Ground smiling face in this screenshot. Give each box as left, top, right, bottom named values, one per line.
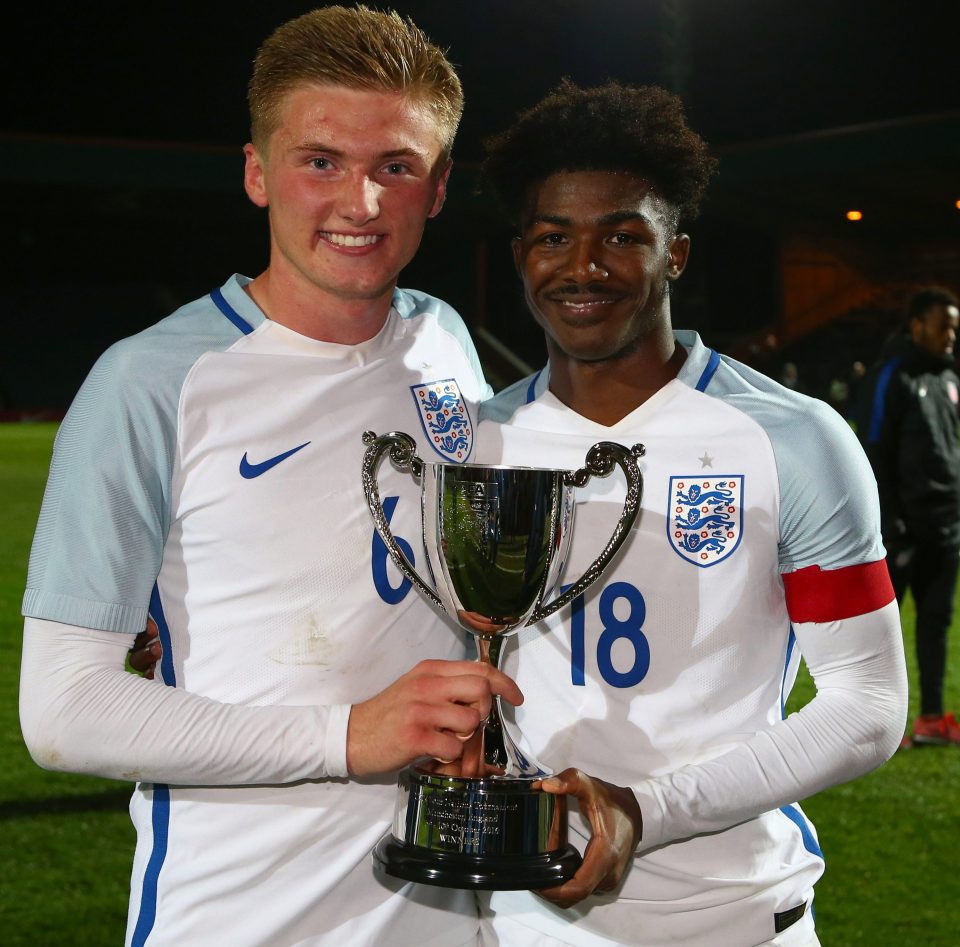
left=513, top=170, right=689, bottom=367
left=912, top=302, right=960, bottom=358
left=244, top=83, right=450, bottom=323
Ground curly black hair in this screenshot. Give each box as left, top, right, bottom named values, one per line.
left=481, top=79, right=718, bottom=226
left=906, top=286, right=959, bottom=322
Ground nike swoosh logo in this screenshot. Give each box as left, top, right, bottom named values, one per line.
left=239, top=441, right=311, bottom=479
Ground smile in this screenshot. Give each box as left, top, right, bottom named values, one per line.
left=320, top=232, right=382, bottom=248
left=559, top=298, right=617, bottom=311
left=546, top=292, right=622, bottom=315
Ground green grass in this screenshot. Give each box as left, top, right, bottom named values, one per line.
left=1, top=423, right=957, bottom=944
left=0, top=424, right=133, bottom=945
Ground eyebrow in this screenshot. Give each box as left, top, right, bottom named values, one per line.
left=293, top=144, right=428, bottom=161
left=529, top=210, right=654, bottom=227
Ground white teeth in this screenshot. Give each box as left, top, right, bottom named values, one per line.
left=562, top=299, right=614, bottom=309
left=322, top=232, right=380, bottom=247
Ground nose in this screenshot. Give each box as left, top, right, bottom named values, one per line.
left=336, top=173, right=381, bottom=225
left=564, top=239, right=602, bottom=284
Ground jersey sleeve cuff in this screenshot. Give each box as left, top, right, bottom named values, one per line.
left=631, top=781, right=668, bottom=853
left=22, top=589, right=149, bottom=635
left=322, top=703, right=351, bottom=778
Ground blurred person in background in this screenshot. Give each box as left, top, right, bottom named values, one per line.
left=860, top=286, right=960, bottom=746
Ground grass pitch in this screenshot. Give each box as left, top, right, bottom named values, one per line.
left=1, top=423, right=957, bottom=944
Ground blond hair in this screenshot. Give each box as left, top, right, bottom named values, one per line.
left=248, top=4, right=463, bottom=156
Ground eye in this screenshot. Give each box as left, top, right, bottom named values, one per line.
left=310, top=157, right=332, bottom=171
left=538, top=232, right=567, bottom=246
left=609, top=232, right=638, bottom=246
left=383, top=161, right=410, bottom=175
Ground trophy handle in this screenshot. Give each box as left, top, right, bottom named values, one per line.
left=361, top=430, right=445, bottom=613
left=529, top=441, right=645, bottom=624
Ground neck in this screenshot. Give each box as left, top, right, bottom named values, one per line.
left=246, top=266, right=394, bottom=344
left=547, top=328, right=686, bottom=426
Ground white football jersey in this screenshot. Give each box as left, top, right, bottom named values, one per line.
left=24, top=274, right=491, bottom=947
left=475, top=331, right=887, bottom=947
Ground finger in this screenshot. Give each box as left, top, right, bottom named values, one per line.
left=535, top=867, right=601, bottom=907
left=128, top=617, right=162, bottom=672
left=536, top=833, right=618, bottom=907
left=428, top=727, right=487, bottom=778
left=471, top=662, right=524, bottom=707
left=539, top=767, right=583, bottom=797
left=421, top=729, right=473, bottom=766
left=419, top=695, right=484, bottom=736
left=130, top=633, right=156, bottom=654
left=414, top=660, right=524, bottom=707
left=127, top=641, right=162, bottom=673
left=132, top=617, right=160, bottom=649
left=129, top=638, right=161, bottom=657
left=406, top=674, right=499, bottom=724
left=534, top=769, right=619, bottom=906
left=457, top=728, right=485, bottom=778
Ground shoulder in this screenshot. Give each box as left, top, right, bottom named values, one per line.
left=685, top=341, right=882, bottom=565
left=394, top=287, right=492, bottom=400
left=704, top=352, right=858, bottom=456
left=91, top=292, right=244, bottom=389
left=479, top=373, right=541, bottom=425
left=393, top=287, right=465, bottom=329
left=65, top=290, right=249, bottom=439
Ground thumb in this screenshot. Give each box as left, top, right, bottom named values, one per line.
left=539, top=768, right=584, bottom=797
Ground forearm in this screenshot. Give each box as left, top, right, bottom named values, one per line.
left=19, top=617, right=350, bottom=785
left=633, top=601, right=907, bottom=851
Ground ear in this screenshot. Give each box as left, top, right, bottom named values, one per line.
left=243, top=143, right=269, bottom=208
left=667, top=233, right=691, bottom=280
left=511, top=236, right=524, bottom=278
left=427, top=159, right=453, bottom=218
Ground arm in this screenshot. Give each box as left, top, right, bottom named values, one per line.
left=537, top=401, right=906, bottom=905
left=872, top=369, right=909, bottom=546
left=534, top=592, right=906, bottom=907
left=632, top=594, right=906, bottom=851
left=20, top=616, right=522, bottom=784
left=627, top=405, right=908, bottom=849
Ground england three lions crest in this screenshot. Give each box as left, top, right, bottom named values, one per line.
left=668, top=476, right=744, bottom=567
left=411, top=379, right=474, bottom=463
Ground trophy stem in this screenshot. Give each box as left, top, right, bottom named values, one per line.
left=475, top=635, right=548, bottom=778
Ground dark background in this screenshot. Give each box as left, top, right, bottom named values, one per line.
left=3, top=0, right=959, bottom=409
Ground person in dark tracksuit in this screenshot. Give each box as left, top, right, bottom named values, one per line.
left=861, top=287, right=960, bottom=745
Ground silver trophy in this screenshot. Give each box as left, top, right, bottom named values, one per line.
left=362, top=430, right=644, bottom=889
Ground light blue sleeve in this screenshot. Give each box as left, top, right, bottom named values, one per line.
left=22, top=300, right=237, bottom=633
left=707, top=356, right=886, bottom=572
left=394, top=287, right=495, bottom=401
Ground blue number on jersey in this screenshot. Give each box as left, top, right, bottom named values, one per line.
left=569, top=581, right=650, bottom=688
left=371, top=495, right=415, bottom=604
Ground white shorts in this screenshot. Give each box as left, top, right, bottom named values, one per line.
left=478, top=910, right=821, bottom=947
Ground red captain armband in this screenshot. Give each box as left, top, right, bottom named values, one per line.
left=783, top=560, right=895, bottom=623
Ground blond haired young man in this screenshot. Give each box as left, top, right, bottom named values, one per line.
left=20, top=7, right=517, bottom=946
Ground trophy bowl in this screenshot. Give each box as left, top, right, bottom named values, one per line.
left=362, top=430, right=644, bottom=889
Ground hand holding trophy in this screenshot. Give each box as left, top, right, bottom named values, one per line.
left=361, top=430, right=644, bottom=889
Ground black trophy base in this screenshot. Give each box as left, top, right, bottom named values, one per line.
left=376, top=766, right=583, bottom=890
left=374, top=835, right=582, bottom=890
